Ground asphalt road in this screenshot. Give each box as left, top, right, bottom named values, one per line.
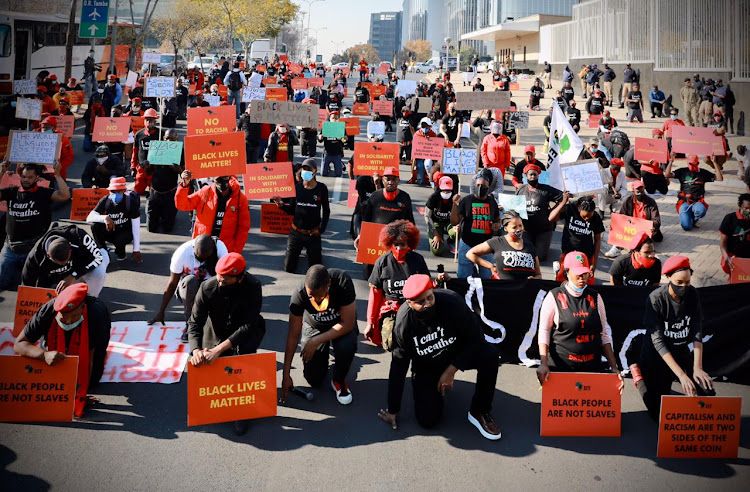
left=1, top=71, right=748, bottom=491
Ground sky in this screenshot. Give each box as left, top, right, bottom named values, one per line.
left=295, top=0, right=404, bottom=62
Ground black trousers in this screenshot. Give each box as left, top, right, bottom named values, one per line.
left=147, top=189, right=178, bottom=233
left=642, top=173, right=669, bottom=195
left=411, top=342, right=499, bottom=429
left=91, top=222, right=132, bottom=255
left=300, top=132, right=317, bottom=157
left=650, top=102, right=663, bottom=117
left=639, top=349, right=715, bottom=421
left=301, top=323, right=358, bottom=386
left=284, top=229, right=322, bottom=273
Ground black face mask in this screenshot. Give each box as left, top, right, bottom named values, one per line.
left=215, top=180, right=229, bottom=192
left=475, top=185, right=489, bottom=199
left=414, top=304, right=436, bottom=322
left=636, top=193, right=645, bottom=202
left=670, top=282, right=688, bottom=299
left=527, top=178, right=539, bottom=187
left=219, top=281, right=241, bottom=294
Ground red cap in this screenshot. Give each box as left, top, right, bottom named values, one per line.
left=563, top=251, right=591, bottom=276
left=108, top=74, right=117, bottom=80
left=132, top=97, right=142, bottom=103
left=36, top=85, right=47, bottom=93
left=41, top=116, right=57, bottom=127
left=687, top=155, right=699, bottom=165
left=330, top=110, right=340, bottom=116
left=383, top=166, right=399, bottom=177
left=402, top=274, right=434, bottom=300
left=524, top=144, right=535, bottom=154
left=524, top=163, right=542, bottom=174
left=610, top=157, right=624, bottom=166
left=143, top=108, right=158, bottom=119
left=438, top=176, right=453, bottom=190
left=68, top=77, right=77, bottom=83
left=662, top=255, right=691, bottom=276
left=651, top=129, right=663, bottom=136
left=630, top=180, right=645, bottom=190
left=107, top=176, right=127, bottom=192
left=49, top=74, right=57, bottom=80
left=215, top=252, right=246, bottom=276
left=54, top=283, right=88, bottom=313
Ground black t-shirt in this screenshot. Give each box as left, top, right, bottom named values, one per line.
left=134, top=127, right=159, bottom=165
left=151, top=164, right=181, bottom=192
left=289, top=268, right=356, bottom=332
left=473, top=83, right=484, bottom=92
left=0, top=186, right=54, bottom=253
left=92, top=192, right=140, bottom=231
left=396, top=117, right=414, bottom=142
left=369, top=251, right=429, bottom=301
left=322, top=135, right=344, bottom=155
left=673, top=168, right=715, bottom=201
left=719, top=211, right=750, bottom=258
left=211, top=191, right=229, bottom=238
left=362, top=189, right=415, bottom=225
left=588, top=96, right=605, bottom=114
left=23, top=296, right=109, bottom=352
left=354, top=176, right=376, bottom=212
left=627, top=90, right=642, bottom=109
left=566, top=107, right=581, bottom=125
left=642, top=284, right=703, bottom=358
left=609, top=253, right=662, bottom=287
left=281, top=181, right=330, bottom=232
left=530, top=86, right=544, bottom=99
left=487, top=235, right=537, bottom=280
left=457, top=194, right=499, bottom=247
left=355, top=87, right=369, bottom=103
left=425, top=191, right=453, bottom=223
left=562, top=86, right=575, bottom=101
left=441, top=113, right=463, bottom=141
left=515, top=183, right=564, bottom=233
left=512, top=158, right=547, bottom=186
left=560, top=204, right=605, bottom=257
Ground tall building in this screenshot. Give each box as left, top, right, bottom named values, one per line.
left=369, top=12, right=402, bottom=62
left=401, top=0, right=446, bottom=58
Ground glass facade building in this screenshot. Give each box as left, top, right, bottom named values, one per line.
left=369, top=12, right=403, bottom=62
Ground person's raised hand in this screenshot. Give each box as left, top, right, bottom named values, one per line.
left=180, top=170, right=192, bottom=186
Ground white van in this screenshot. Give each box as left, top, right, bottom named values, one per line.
left=423, top=56, right=458, bottom=71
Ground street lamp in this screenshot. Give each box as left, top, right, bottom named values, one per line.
left=308, top=27, right=327, bottom=63
left=300, top=0, right=325, bottom=62
left=331, top=40, right=346, bottom=62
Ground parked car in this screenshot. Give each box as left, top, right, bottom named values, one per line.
left=332, top=62, right=349, bottom=70
left=142, top=54, right=187, bottom=76
left=188, top=57, right=214, bottom=73
left=476, top=62, right=489, bottom=73
left=413, top=62, right=433, bottom=74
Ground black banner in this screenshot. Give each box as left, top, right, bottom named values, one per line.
left=447, top=278, right=750, bottom=384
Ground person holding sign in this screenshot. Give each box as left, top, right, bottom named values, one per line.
left=548, top=195, right=604, bottom=283
left=37, top=116, right=74, bottom=179
left=718, top=194, right=750, bottom=275
left=665, top=154, right=723, bottom=231
left=631, top=256, right=715, bottom=421
left=537, top=252, right=623, bottom=389
left=467, top=211, right=541, bottom=281
left=378, top=274, right=502, bottom=439
left=515, top=164, right=565, bottom=262
left=411, top=117, right=438, bottom=185
left=86, top=177, right=142, bottom=263
left=175, top=171, right=250, bottom=254
left=145, top=129, right=183, bottom=233
left=130, top=108, right=160, bottom=195
left=272, top=159, right=330, bottom=274
left=264, top=124, right=299, bottom=164
left=0, top=161, right=70, bottom=290
left=605, top=181, right=663, bottom=258
left=609, top=235, right=661, bottom=287
left=317, top=112, right=347, bottom=177
left=188, top=253, right=265, bottom=435
left=14, top=283, right=111, bottom=418
left=425, top=176, right=457, bottom=256
left=282, top=265, right=358, bottom=406
left=81, top=145, right=126, bottom=189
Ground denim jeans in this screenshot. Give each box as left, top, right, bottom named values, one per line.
left=678, top=201, right=707, bottom=230
left=322, top=154, right=343, bottom=177
left=0, top=245, right=28, bottom=291
left=227, top=89, right=242, bottom=119
left=457, top=239, right=494, bottom=279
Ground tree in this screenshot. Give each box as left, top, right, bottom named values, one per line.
left=402, top=40, right=431, bottom=63
left=459, top=44, right=478, bottom=68
left=127, top=0, right=161, bottom=71
left=341, top=43, right=380, bottom=65
left=151, top=0, right=199, bottom=70
left=64, top=0, right=77, bottom=81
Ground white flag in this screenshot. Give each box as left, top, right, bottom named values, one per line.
left=547, top=103, right=584, bottom=190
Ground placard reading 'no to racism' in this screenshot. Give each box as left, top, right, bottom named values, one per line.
left=184, top=132, right=247, bottom=180
left=353, top=142, right=399, bottom=175
left=243, top=162, right=296, bottom=200
left=608, top=213, right=654, bottom=249
left=187, top=105, right=236, bottom=136
left=356, top=222, right=388, bottom=265
left=92, top=117, right=132, bottom=142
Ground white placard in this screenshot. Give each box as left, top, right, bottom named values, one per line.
left=497, top=194, right=528, bottom=219
left=442, top=147, right=461, bottom=173
left=242, top=86, right=266, bottom=103
left=396, top=79, right=417, bottom=95
left=7, top=130, right=61, bottom=164
left=125, top=70, right=138, bottom=88
left=13, top=79, right=37, bottom=95
left=367, top=121, right=385, bottom=137
left=144, top=77, right=175, bottom=98
left=203, top=95, right=221, bottom=107
left=460, top=148, right=478, bottom=175
left=143, top=52, right=162, bottom=64
left=560, top=159, right=605, bottom=194
left=461, top=121, right=471, bottom=139
left=249, top=72, right=263, bottom=88
left=15, top=98, right=42, bottom=120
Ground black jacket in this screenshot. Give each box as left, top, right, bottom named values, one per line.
left=81, top=154, right=126, bottom=188
left=264, top=130, right=299, bottom=162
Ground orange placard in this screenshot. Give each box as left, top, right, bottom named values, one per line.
left=187, top=105, right=237, bottom=136
left=187, top=353, right=277, bottom=426
left=377, top=64, right=389, bottom=76
left=352, top=102, right=370, bottom=116
left=218, top=85, right=228, bottom=101
left=509, top=82, right=520, bottom=91
left=370, top=84, right=386, bottom=99
left=291, top=78, right=308, bottom=90
left=412, top=136, right=444, bottom=160
left=260, top=202, right=293, bottom=234
left=288, top=62, right=303, bottom=74
left=729, top=257, right=750, bottom=284
left=279, top=54, right=288, bottom=62
left=243, top=162, right=295, bottom=200
left=657, top=396, right=742, bottom=458
left=634, top=137, right=669, bottom=163
left=710, top=136, right=726, bottom=156
left=70, top=188, right=108, bottom=220
left=540, top=372, right=622, bottom=437
left=265, top=88, right=287, bottom=101
left=607, top=213, right=653, bottom=249
left=356, top=221, right=388, bottom=265
left=92, top=117, right=132, bottom=142
left=264, top=76, right=277, bottom=85
left=256, top=64, right=266, bottom=73
left=318, top=109, right=329, bottom=130
left=67, top=91, right=85, bottom=105
left=14, top=286, right=57, bottom=337
left=0, top=355, right=79, bottom=422
left=372, top=99, right=393, bottom=116
left=588, top=114, right=603, bottom=128
left=184, top=131, right=247, bottom=180
left=353, top=142, right=399, bottom=175
left=56, top=115, right=75, bottom=138
left=361, top=82, right=373, bottom=92
left=130, top=115, right=145, bottom=135
left=346, top=179, right=358, bottom=208
left=307, top=77, right=324, bottom=88
left=341, top=117, right=360, bottom=136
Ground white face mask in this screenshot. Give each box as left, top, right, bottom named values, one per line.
left=56, top=313, right=84, bottom=332
left=96, top=156, right=107, bottom=164
left=440, top=191, right=452, bottom=199
left=671, top=115, right=678, bottom=120
left=277, top=126, right=287, bottom=134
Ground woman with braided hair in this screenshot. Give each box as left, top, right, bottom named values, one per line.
left=548, top=194, right=604, bottom=283
left=466, top=211, right=541, bottom=280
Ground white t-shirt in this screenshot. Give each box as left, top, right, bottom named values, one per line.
left=169, top=238, right=228, bottom=278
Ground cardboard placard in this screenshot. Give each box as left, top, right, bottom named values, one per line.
left=291, top=78, right=308, bottom=90
left=125, top=70, right=138, bottom=89
left=710, top=136, right=726, bottom=156
left=13, top=79, right=37, bottom=95
left=15, top=98, right=42, bottom=120
left=248, top=100, right=317, bottom=128
left=352, top=102, right=370, bottom=116
left=187, top=105, right=236, bottom=136
left=142, top=52, right=161, bottom=64
left=634, top=137, right=669, bottom=163
left=203, top=95, right=221, bottom=107
left=56, top=115, right=75, bottom=138
left=588, top=114, right=603, bottom=128
left=729, top=257, right=750, bottom=284
left=356, top=221, right=388, bottom=265
left=265, top=88, right=287, bottom=101
left=92, top=117, right=132, bottom=142
left=242, top=87, right=266, bottom=103
left=607, top=213, right=654, bottom=249
left=7, top=130, right=61, bottom=165
left=657, top=396, right=742, bottom=458
left=412, top=136, right=444, bottom=160
left=187, top=352, right=277, bottom=426
left=396, top=79, right=417, bottom=95
left=67, top=91, right=85, bottom=105
left=346, top=179, right=358, bottom=208
left=14, top=286, right=57, bottom=337
left=441, top=147, right=477, bottom=175
left=372, top=99, right=393, bottom=116
left=671, top=126, right=716, bottom=156
left=70, top=188, right=108, bottom=220
left=147, top=140, right=183, bottom=166
left=460, top=148, right=477, bottom=175
left=540, top=372, right=622, bottom=437
left=507, top=111, right=529, bottom=130
left=243, top=162, right=295, bottom=200
left=496, top=195, right=528, bottom=219
left=341, top=117, right=360, bottom=136
left=353, top=142, right=399, bottom=175
left=560, top=159, right=605, bottom=194
left=318, top=109, right=329, bottom=130
left=144, top=77, right=175, bottom=98
left=370, top=85, right=386, bottom=99
left=322, top=121, right=345, bottom=139
left=248, top=72, right=263, bottom=88
left=129, top=115, right=145, bottom=135
left=184, top=132, right=247, bottom=180
left=260, top=202, right=293, bottom=234
left=415, top=97, right=432, bottom=113
left=367, top=121, right=385, bottom=137
left=307, top=77, right=324, bottom=88
left=0, top=355, right=79, bottom=422
left=455, top=91, right=511, bottom=111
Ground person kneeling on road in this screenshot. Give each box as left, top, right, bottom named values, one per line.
left=378, top=274, right=502, bottom=440
left=86, top=177, right=142, bottom=262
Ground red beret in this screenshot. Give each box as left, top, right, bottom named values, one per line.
left=36, top=85, right=47, bottom=93
left=402, top=274, right=434, bottom=300
left=54, top=283, right=88, bottom=313
left=662, top=255, right=691, bottom=276
left=215, top=252, right=246, bottom=276
left=610, top=157, right=624, bottom=166
left=524, top=163, right=542, bottom=174
left=651, top=129, right=663, bottom=136
left=383, top=166, right=399, bottom=177
left=41, top=116, right=57, bottom=127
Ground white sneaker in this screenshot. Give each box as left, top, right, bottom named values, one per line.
left=604, top=245, right=621, bottom=258
left=331, top=380, right=352, bottom=405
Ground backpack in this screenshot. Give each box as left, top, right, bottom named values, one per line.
left=228, top=71, right=242, bottom=91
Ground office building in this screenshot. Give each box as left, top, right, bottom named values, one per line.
left=369, top=11, right=402, bottom=62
